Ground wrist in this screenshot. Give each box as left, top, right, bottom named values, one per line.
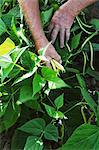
left=35, top=36, right=49, bottom=51
left=59, top=1, right=78, bottom=17
left=65, top=0, right=82, bottom=16
left=66, top=0, right=97, bottom=17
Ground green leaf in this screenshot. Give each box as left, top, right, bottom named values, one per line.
left=0, top=102, right=20, bottom=133
left=44, top=124, right=58, bottom=142
left=61, top=124, right=99, bottom=150
left=13, top=67, right=37, bottom=85
left=0, top=18, right=7, bottom=36
left=25, top=99, right=42, bottom=112
left=24, top=136, right=43, bottom=150
left=43, top=104, right=56, bottom=118
left=54, top=94, right=64, bottom=109
left=42, top=67, right=70, bottom=89
left=19, top=118, right=46, bottom=135
left=2, top=6, right=20, bottom=28
left=90, top=19, right=99, bottom=31
left=19, top=84, right=33, bottom=103
left=21, top=51, right=35, bottom=70
left=11, top=46, right=28, bottom=63
left=71, top=32, right=82, bottom=49
left=11, top=130, right=28, bottom=150
left=86, top=68, right=99, bottom=81
left=41, top=8, right=53, bottom=26
left=8, top=66, right=21, bottom=78
left=77, top=74, right=97, bottom=114
left=41, top=67, right=57, bottom=82
left=96, top=105, right=99, bottom=126
left=43, top=103, right=64, bottom=119
left=0, top=102, right=9, bottom=117
left=1, top=46, right=27, bottom=82
left=0, top=0, right=3, bottom=6
left=33, top=73, right=46, bottom=96
left=10, top=17, right=20, bottom=44
left=55, top=111, right=65, bottom=119
left=66, top=67, right=80, bottom=74
left=81, top=88, right=97, bottom=114
left=48, top=78, right=70, bottom=89
left=29, top=51, right=40, bottom=64
left=76, top=74, right=86, bottom=88
left=1, top=63, right=15, bottom=82
left=71, top=24, right=80, bottom=32
left=0, top=55, right=13, bottom=68
left=77, top=75, right=97, bottom=113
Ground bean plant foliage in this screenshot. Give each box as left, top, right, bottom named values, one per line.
left=0, top=0, right=99, bottom=150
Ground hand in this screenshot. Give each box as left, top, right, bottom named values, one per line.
left=44, top=43, right=62, bottom=66
left=36, top=39, right=62, bottom=66
left=49, top=3, right=75, bottom=48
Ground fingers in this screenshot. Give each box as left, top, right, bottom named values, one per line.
left=59, top=59, right=62, bottom=64
left=48, top=23, right=54, bottom=33
left=45, top=56, right=52, bottom=68
left=60, top=28, right=70, bottom=47
left=66, top=28, right=70, bottom=42
left=53, top=53, right=62, bottom=64
left=46, top=61, right=52, bottom=68
left=45, top=55, right=62, bottom=68
left=60, top=28, right=65, bottom=48
left=51, top=53, right=61, bottom=64
left=45, top=52, right=61, bottom=64
left=48, top=24, right=70, bottom=47
left=51, top=25, right=60, bottom=44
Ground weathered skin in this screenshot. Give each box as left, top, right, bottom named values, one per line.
left=18, top=0, right=97, bottom=63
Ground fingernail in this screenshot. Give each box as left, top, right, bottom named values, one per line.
left=60, top=45, right=64, bottom=48
left=60, top=60, right=62, bottom=64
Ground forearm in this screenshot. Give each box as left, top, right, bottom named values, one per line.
left=66, top=0, right=98, bottom=16
left=18, top=0, right=48, bottom=49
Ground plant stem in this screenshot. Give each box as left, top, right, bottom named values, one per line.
left=64, top=102, right=87, bottom=114
left=81, top=106, right=87, bottom=123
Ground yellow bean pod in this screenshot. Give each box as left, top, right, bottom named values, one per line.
left=50, top=59, right=57, bottom=71
left=51, top=59, right=65, bottom=72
